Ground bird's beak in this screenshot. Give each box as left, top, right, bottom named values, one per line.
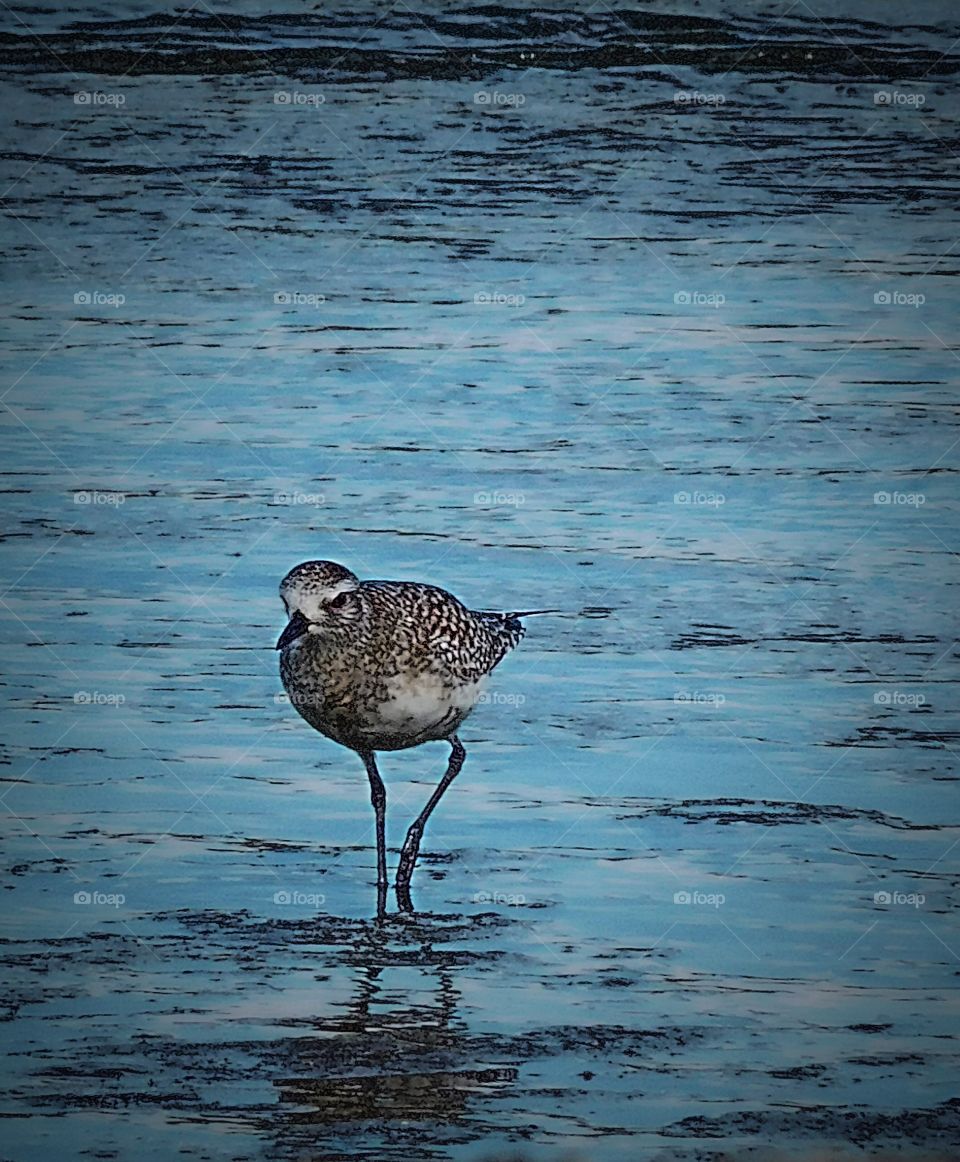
left=276, top=609, right=310, bottom=650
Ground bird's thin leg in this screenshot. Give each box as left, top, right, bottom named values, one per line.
left=360, top=751, right=387, bottom=919
left=396, top=735, right=466, bottom=913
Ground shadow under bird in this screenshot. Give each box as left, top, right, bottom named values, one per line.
left=276, top=560, right=553, bottom=916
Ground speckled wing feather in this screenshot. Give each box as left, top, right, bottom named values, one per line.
left=361, top=582, right=522, bottom=685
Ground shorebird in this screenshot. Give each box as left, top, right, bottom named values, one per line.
left=275, top=560, right=550, bottom=916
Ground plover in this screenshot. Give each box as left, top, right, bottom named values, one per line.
left=276, top=560, right=550, bottom=915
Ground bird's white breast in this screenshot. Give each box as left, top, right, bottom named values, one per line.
left=373, top=672, right=484, bottom=732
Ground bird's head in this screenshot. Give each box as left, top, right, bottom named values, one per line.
left=276, top=560, right=363, bottom=650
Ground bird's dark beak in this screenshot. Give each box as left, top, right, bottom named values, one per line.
left=276, top=609, right=310, bottom=650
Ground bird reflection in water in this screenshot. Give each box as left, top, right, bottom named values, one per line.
left=272, top=919, right=516, bottom=1127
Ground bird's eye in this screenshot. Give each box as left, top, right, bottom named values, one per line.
left=328, top=592, right=349, bottom=610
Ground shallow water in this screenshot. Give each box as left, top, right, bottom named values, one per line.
left=1, top=3, right=959, bottom=1159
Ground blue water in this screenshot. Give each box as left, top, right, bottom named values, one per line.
left=1, top=3, right=958, bottom=1159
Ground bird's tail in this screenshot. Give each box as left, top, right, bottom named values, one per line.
left=476, top=608, right=559, bottom=646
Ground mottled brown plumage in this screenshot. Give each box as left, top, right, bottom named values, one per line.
left=275, top=559, right=542, bottom=914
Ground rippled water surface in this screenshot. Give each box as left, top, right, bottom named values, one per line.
left=1, top=3, right=959, bottom=1159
